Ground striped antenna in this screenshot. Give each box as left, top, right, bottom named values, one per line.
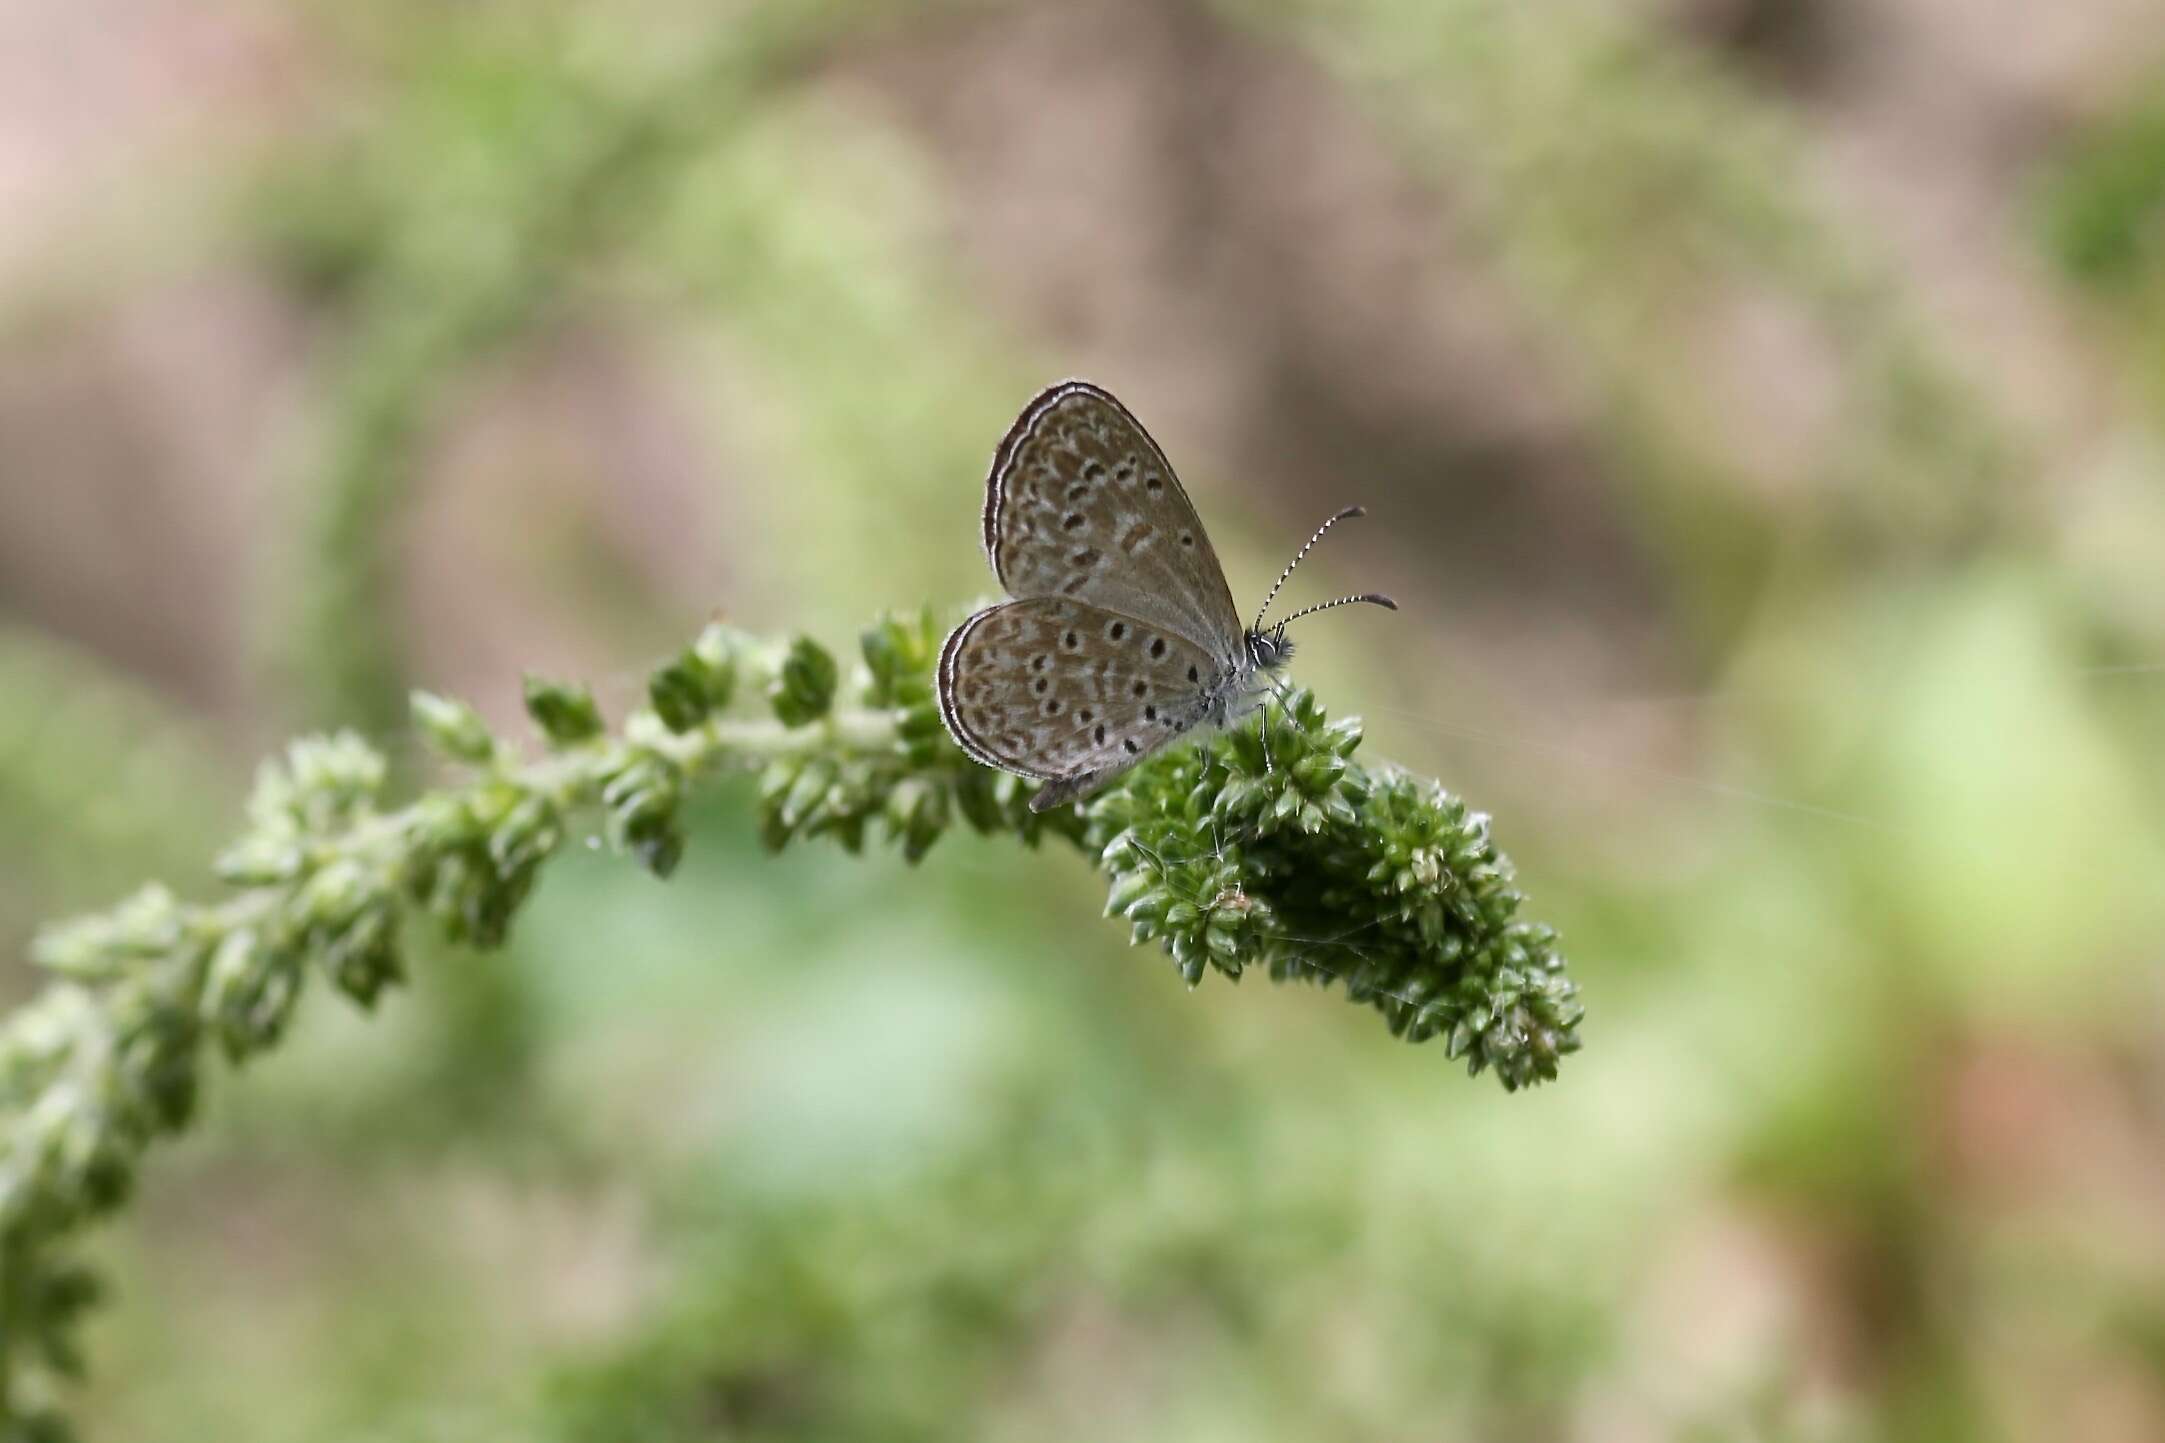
left=1253, top=505, right=1367, bottom=632
left=1276, top=591, right=1398, bottom=627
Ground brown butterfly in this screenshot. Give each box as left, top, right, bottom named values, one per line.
left=937, top=381, right=1395, bottom=811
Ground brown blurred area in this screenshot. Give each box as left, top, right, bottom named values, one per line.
left=0, top=0, right=2153, bottom=719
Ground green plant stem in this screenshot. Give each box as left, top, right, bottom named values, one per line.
left=0, top=611, right=1578, bottom=1437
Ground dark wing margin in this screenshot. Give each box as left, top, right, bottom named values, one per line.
left=938, top=604, right=1056, bottom=779
left=939, top=603, right=1096, bottom=810
left=936, top=596, right=1203, bottom=812
left=982, top=380, right=1091, bottom=587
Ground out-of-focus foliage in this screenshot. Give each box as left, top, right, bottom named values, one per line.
left=1233, top=0, right=2024, bottom=572
left=0, top=632, right=231, bottom=924
left=2, top=0, right=2163, bottom=1439
left=258, top=0, right=927, bottom=737
left=2045, top=65, right=2165, bottom=413
left=2047, top=73, right=2165, bottom=290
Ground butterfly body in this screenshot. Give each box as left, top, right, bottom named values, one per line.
left=940, top=381, right=1385, bottom=813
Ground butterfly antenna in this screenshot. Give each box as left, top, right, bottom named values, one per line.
left=1254, top=505, right=1367, bottom=632
left=1278, top=592, right=1399, bottom=626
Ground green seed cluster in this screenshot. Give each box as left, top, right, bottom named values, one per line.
left=0, top=610, right=1577, bottom=1434
left=1089, top=689, right=1581, bottom=1091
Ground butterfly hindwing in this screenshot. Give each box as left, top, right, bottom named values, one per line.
left=937, top=597, right=1223, bottom=810
left=981, top=381, right=1244, bottom=652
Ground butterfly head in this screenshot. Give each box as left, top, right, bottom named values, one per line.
left=1245, top=623, right=1295, bottom=675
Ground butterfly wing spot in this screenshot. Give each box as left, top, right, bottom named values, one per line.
left=938, top=596, right=1225, bottom=798
left=1071, top=549, right=1100, bottom=569
left=1119, top=522, right=1153, bottom=553
left=1180, top=533, right=1195, bottom=547
left=1149, top=637, right=1167, bottom=659
left=1186, top=664, right=1200, bottom=682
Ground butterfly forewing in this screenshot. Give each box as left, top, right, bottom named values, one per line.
left=982, top=381, right=1244, bottom=653
left=938, top=596, right=1222, bottom=808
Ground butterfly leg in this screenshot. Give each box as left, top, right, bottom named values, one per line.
left=1028, top=769, right=1103, bottom=814
left=1259, top=673, right=1296, bottom=777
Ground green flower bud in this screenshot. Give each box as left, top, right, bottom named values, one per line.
left=647, top=660, right=710, bottom=733
left=522, top=675, right=605, bottom=746
left=411, top=690, right=497, bottom=764
left=768, top=636, right=838, bottom=727
left=214, top=836, right=306, bottom=888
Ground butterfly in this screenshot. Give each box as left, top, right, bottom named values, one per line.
left=937, top=380, right=1396, bottom=812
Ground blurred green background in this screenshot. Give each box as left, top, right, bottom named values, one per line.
left=4, top=0, right=2165, bottom=1438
